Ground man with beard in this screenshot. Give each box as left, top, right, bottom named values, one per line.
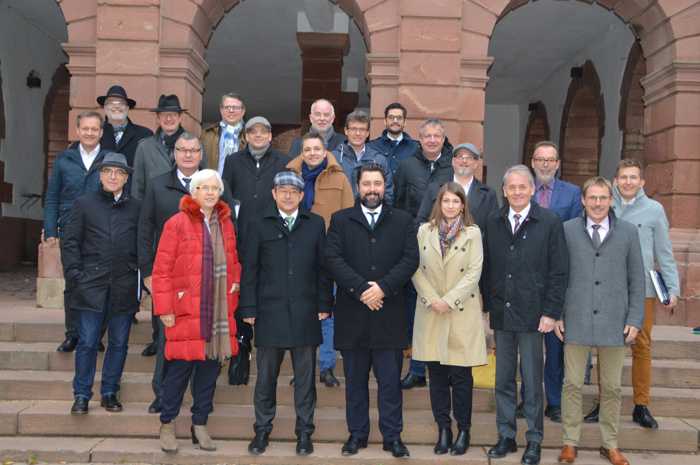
left=514, top=141, right=582, bottom=424
left=367, top=102, right=419, bottom=175
left=416, top=143, right=499, bottom=231
left=288, top=99, right=345, bottom=157
left=97, top=85, right=153, bottom=168
left=201, top=92, right=247, bottom=174
left=326, top=163, right=419, bottom=459
left=131, top=95, right=187, bottom=200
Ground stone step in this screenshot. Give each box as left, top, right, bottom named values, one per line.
left=4, top=401, right=697, bottom=452
left=2, top=370, right=700, bottom=418
left=2, top=436, right=699, bottom=465
left=3, top=341, right=700, bottom=389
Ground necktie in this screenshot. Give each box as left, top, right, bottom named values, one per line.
left=538, top=185, right=551, bottom=209
left=183, top=178, right=191, bottom=190
left=368, top=211, right=377, bottom=230
left=512, top=213, right=521, bottom=235
left=285, top=216, right=295, bottom=231
left=591, top=224, right=602, bottom=248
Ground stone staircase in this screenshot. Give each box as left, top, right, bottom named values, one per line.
left=0, top=300, right=699, bottom=464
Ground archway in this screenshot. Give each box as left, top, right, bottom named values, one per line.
left=43, top=64, right=70, bottom=197
left=559, top=60, right=605, bottom=186
left=619, top=42, right=646, bottom=161
left=522, top=102, right=550, bottom=166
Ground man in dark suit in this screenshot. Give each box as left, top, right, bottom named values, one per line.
left=483, top=165, right=569, bottom=465
left=516, top=140, right=582, bottom=424
left=325, top=163, right=419, bottom=458
left=97, top=85, right=153, bottom=168
left=416, top=142, right=499, bottom=230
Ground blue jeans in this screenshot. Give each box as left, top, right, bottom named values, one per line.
left=73, top=310, right=133, bottom=400
left=405, top=282, right=425, bottom=377
left=319, top=316, right=336, bottom=371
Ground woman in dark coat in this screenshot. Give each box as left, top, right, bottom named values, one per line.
left=152, top=169, right=241, bottom=454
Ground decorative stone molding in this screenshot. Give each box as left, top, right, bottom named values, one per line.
left=641, top=61, right=700, bottom=106
left=460, top=56, right=493, bottom=89
left=62, top=43, right=97, bottom=76
left=366, top=52, right=399, bottom=86
left=159, top=46, right=208, bottom=94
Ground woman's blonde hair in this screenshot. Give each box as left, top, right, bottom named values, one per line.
left=428, top=182, right=474, bottom=228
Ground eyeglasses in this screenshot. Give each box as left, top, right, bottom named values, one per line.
left=100, top=167, right=127, bottom=177
left=105, top=100, right=127, bottom=107
left=586, top=195, right=610, bottom=203
left=175, top=147, right=202, bottom=154
left=346, top=126, right=369, bottom=133
left=221, top=105, right=243, bottom=112
left=196, top=185, right=221, bottom=193
left=386, top=115, right=404, bottom=121
left=454, top=155, right=478, bottom=162
left=532, top=157, right=558, bottom=164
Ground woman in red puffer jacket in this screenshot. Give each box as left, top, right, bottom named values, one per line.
left=152, top=169, right=240, bottom=454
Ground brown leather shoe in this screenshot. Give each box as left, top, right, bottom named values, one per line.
left=599, top=447, right=630, bottom=465
left=558, top=445, right=577, bottom=463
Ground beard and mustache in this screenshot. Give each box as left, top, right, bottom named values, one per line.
left=360, top=191, right=383, bottom=209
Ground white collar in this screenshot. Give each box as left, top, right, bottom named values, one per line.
left=387, top=132, right=403, bottom=142
left=509, top=203, right=531, bottom=222
left=79, top=144, right=100, bottom=158
left=586, top=216, right=610, bottom=231
left=279, top=209, right=299, bottom=222
left=177, top=169, right=198, bottom=189
left=361, top=204, right=382, bottom=223
left=454, top=175, right=473, bottom=195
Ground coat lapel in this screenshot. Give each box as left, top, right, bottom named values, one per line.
left=467, top=181, right=484, bottom=214
left=441, top=228, right=469, bottom=265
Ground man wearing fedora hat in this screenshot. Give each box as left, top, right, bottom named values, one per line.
left=60, top=152, right=142, bottom=415
left=131, top=94, right=188, bottom=200
left=97, top=85, right=153, bottom=168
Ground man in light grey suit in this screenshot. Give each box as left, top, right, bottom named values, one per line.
left=555, top=176, right=644, bottom=465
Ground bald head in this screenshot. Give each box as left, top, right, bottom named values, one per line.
left=309, top=99, right=335, bottom=134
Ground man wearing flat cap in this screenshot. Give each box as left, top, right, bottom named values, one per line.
left=416, top=142, right=499, bottom=231
left=97, top=85, right=153, bottom=168
left=222, top=116, right=290, bottom=245
left=131, top=94, right=189, bottom=200
left=240, top=171, right=332, bottom=457
left=60, top=152, right=142, bottom=416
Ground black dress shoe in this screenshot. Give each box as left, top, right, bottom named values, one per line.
left=341, top=435, right=368, bottom=456
left=296, top=432, right=314, bottom=456
left=584, top=403, right=599, bottom=423
left=450, top=429, right=470, bottom=455
left=57, top=337, right=78, bottom=352
left=97, top=341, right=105, bottom=352
left=521, top=441, right=541, bottom=465
left=70, top=397, right=89, bottom=415
left=319, top=369, right=340, bottom=387
left=248, top=431, right=270, bottom=455
left=148, top=398, right=161, bottom=414
left=545, top=405, right=562, bottom=423
left=515, top=400, right=525, bottom=419
left=400, top=372, right=426, bottom=389
left=383, top=439, right=410, bottom=458
left=100, top=394, right=123, bottom=412
left=487, top=436, right=517, bottom=458
left=434, top=427, right=452, bottom=455
left=633, top=405, right=659, bottom=429
left=141, top=342, right=157, bottom=357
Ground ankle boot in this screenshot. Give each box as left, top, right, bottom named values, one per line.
left=451, top=429, right=470, bottom=455
left=191, top=424, right=217, bottom=451
left=433, top=427, right=452, bottom=455
left=159, top=422, right=178, bottom=454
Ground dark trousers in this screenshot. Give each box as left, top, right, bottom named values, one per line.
left=160, top=358, right=220, bottom=425
left=73, top=310, right=133, bottom=400
left=519, top=331, right=564, bottom=408
left=341, top=348, right=403, bottom=442
left=254, top=346, right=316, bottom=436
left=495, top=330, right=544, bottom=444
left=151, top=318, right=167, bottom=400
left=63, top=285, right=80, bottom=339
left=427, top=362, right=473, bottom=430
left=404, top=282, right=426, bottom=376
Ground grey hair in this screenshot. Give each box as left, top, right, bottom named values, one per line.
left=503, top=164, right=535, bottom=188
left=310, top=98, right=335, bottom=114
left=189, top=169, right=224, bottom=195
left=176, top=131, right=201, bottom=146
left=418, top=118, right=445, bottom=136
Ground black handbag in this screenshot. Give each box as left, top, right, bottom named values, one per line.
left=228, top=321, right=252, bottom=385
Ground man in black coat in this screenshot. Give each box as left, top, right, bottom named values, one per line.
left=97, top=85, right=153, bottom=167
left=416, top=142, right=499, bottom=231
left=222, top=116, right=289, bottom=245
left=240, top=171, right=332, bottom=457
left=138, top=132, right=239, bottom=414
left=61, top=153, right=141, bottom=416
left=326, top=164, right=419, bottom=459
left=482, top=165, right=569, bottom=465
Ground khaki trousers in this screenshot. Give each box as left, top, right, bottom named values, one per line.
left=562, top=344, right=625, bottom=449
left=631, top=298, right=655, bottom=405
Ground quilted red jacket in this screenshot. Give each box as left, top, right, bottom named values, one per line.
left=152, top=195, right=240, bottom=361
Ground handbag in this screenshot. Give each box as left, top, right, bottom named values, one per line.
left=473, top=351, right=496, bottom=389
left=227, top=321, right=252, bottom=385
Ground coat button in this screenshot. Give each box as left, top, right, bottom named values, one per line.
left=371, top=238, right=377, bottom=243
left=593, top=309, right=599, bottom=315
left=471, top=294, right=475, bottom=298
left=253, top=194, right=258, bottom=199
left=461, top=247, right=466, bottom=252
left=507, top=273, right=512, bottom=279
left=509, top=245, right=515, bottom=251
left=349, top=288, right=354, bottom=292
left=595, top=281, right=600, bottom=285
left=454, top=246, right=459, bottom=250
left=505, top=302, right=511, bottom=308
left=460, top=268, right=464, bottom=272
left=278, top=234, right=283, bottom=238
left=459, top=308, right=464, bottom=312
left=423, top=246, right=426, bottom=250
left=595, top=252, right=600, bottom=257
left=371, top=265, right=376, bottom=271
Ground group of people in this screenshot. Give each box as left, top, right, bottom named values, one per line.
left=43, top=84, right=680, bottom=465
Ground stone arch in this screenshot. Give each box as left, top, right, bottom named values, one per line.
left=619, top=41, right=646, bottom=163
left=559, top=60, right=605, bottom=186
left=522, top=102, right=550, bottom=166
left=43, top=64, right=71, bottom=198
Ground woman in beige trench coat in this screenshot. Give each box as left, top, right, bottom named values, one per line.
left=412, top=182, right=487, bottom=456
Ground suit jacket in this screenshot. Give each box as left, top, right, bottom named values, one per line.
left=562, top=214, right=645, bottom=346
left=416, top=176, right=499, bottom=231
left=535, top=178, right=583, bottom=222
left=325, top=204, right=419, bottom=349
left=131, top=132, right=173, bottom=200
left=100, top=118, right=153, bottom=167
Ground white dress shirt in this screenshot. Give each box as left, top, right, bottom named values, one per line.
left=79, top=144, right=100, bottom=171
left=177, top=169, right=198, bottom=191
left=361, top=204, right=382, bottom=228
left=508, top=203, right=531, bottom=233
left=586, top=216, right=610, bottom=242
left=454, top=175, right=473, bottom=197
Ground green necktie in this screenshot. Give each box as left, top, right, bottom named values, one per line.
left=285, top=216, right=295, bottom=231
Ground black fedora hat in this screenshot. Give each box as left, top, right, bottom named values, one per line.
left=97, top=85, right=136, bottom=109
left=151, top=94, right=186, bottom=113
left=98, top=152, right=133, bottom=174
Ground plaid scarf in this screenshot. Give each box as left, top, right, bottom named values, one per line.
left=200, top=211, right=232, bottom=361
left=438, top=217, right=463, bottom=257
